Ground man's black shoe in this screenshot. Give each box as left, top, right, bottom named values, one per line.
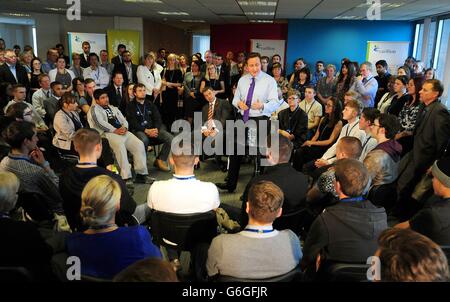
left=215, top=182, right=235, bottom=193
left=135, top=174, right=156, bottom=184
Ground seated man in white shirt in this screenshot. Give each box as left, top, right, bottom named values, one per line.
left=31, top=74, right=52, bottom=119
left=146, top=139, right=220, bottom=268
left=314, top=99, right=366, bottom=169
left=82, top=53, right=110, bottom=89
left=206, top=180, right=302, bottom=280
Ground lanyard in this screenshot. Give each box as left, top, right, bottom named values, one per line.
left=346, top=122, right=358, bottom=137
left=361, top=136, right=372, bottom=151
left=136, top=102, right=147, bottom=118
left=77, top=162, right=97, bottom=166
left=340, top=196, right=365, bottom=203
left=92, top=68, right=100, bottom=82
left=173, top=175, right=196, bottom=180
left=243, top=228, right=274, bottom=234
left=303, top=100, right=316, bottom=116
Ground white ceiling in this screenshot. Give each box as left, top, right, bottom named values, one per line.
left=0, top=0, right=449, bottom=26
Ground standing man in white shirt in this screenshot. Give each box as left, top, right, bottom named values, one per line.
left=83, top=53, right=110, bottom=89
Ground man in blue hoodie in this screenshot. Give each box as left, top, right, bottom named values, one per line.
left=301, top=158, right=387, bottom=271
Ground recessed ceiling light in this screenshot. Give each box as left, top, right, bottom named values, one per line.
left=239, top=1, right=277, bottom=6
left=157, top=11, right=189, bottom=15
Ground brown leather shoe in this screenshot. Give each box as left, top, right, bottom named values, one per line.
left=154, top=159, right=170, bottom=172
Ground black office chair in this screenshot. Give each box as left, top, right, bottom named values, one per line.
left=215, top=265, right=303, bottom=282
left=149, top=210, right=218, bottom=253
left=0, top=266, right=34, bottom=282
left=16, top=191, right=54, bottom=222
left=368, top=182, right=397, bottom=210
left=317, top=261, right=370, bottom=282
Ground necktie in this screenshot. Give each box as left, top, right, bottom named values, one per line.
left=243, top=77, right=255, bottom=123
left=45, top=90, right=49, bottom=98
left=207, top=102, right=214, bottom=130
left=216, top=67, right=220, bottom=75
left=362, top=77, right=368, bottom=85
left=117, top=86, right=122, bottom=97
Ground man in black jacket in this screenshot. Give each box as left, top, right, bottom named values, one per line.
left=113, top=50, right=138, bottom=87
left=59, top=128, right=137, bottom=231
left=126, top=83, right=173, bottom=172
left=239, top=134, right=309, bottom=227
left=105, top=71, right=127, bottom=114
left=278, top=90, right=308, bottom=150
left=301, top=158, right=387, bottom=271
left=0, top=49, right=30, bottom=90
left=111, top=44, right=126, bottom=66
left=79, top=41, right=91, bottom=68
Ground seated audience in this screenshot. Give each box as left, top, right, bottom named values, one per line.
left=113, top=258, right=178, bottom=282
left=87, top=89, right=151, bottom=185
left=82, top=53, right=110, bottom=89
left=395, top=157, right=450, bottom=245
left=105, top=72, right=127, bottom=114
left=48, top=57, right=75, bottom=92
left=126, top=83, right=173, bottom=172
left=0, top=171, right=54, bottom=280
left=0, top=121, right=64, bottom=215
left=316, top=64, right=336, bottom=106
left=66, top=175, right=161, bottom=279
left=364, top=113, right=402, bottom=189
left=375, top=228, right=449, bottom=282
left=293, top=98, right=342, bottom=171
left=299, top=86, right=322, bottom=139
left=302, top=159, right=387, bottom=270
left=240, top=135, right=309, bottom=226
left=278, top=90, right=308, bottom=149
left=207, top=181, right=302, bottom=279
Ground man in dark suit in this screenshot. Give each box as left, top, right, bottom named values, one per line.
left=113, top=50, right=137, bottom=87
left=213, top=53, right=230, bottom=100
left=396, top=79, right=450, bottom=219
left=238, top=134, right=309, bottom=227
left=105, top=71, right=127, bottom=115
left=79, top=41, right=91, bottom=68
left=278, top=90, right=308, bottom=150
left=111, top=44, right=126, bottom=66
left=200, top=86, right=234, bottom=165
left=0, top=49, right=30, bottom=102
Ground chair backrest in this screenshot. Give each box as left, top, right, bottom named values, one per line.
left=318, top=261, right=370, bottom=282
left=150, top=210, right=218, bottom=252
left=0, top=266, right=34, bottom=282
left=273, top=207, right=306, bottom=235
left=215, top=266, right=303, bottom=282
left=16, top=191, right=53, bottom=222
left=368, top=183, right=397, bottom=210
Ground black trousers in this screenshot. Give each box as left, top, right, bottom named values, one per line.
left=226, top=116, right=270, bottom=191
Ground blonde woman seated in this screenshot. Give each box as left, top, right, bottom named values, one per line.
left=66, top=175, right=162, bottom=279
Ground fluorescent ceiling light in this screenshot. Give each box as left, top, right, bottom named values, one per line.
left=158, top=11, right=189, bottom=15
left=334, top=15, right=358, bottom=19
left=245, top=12, right=275, bottom=16
left=2, top=12, right=31, bottom=17
left=239, top=1, right=277, bottom=6
left=123, top=0, right=162, bottom=3
left=181, top=19, right=205, bottom=23
left=250, top=19, right=273, bottom=23
left=45, top=7, right=65, bottom=12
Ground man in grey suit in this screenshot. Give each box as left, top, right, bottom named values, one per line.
left=396, top=79, right=450, bottom=219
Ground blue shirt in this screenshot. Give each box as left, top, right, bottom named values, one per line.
left=42, top=60, right=56, bottom=74
left=311, top=71, right=326, bottom=87
left=232, top=71, right=279, bottom=118
left=66, top=225, right=162, bottom=279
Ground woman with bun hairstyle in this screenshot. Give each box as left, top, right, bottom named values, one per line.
left=66, top=175, right=162, bottom=279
